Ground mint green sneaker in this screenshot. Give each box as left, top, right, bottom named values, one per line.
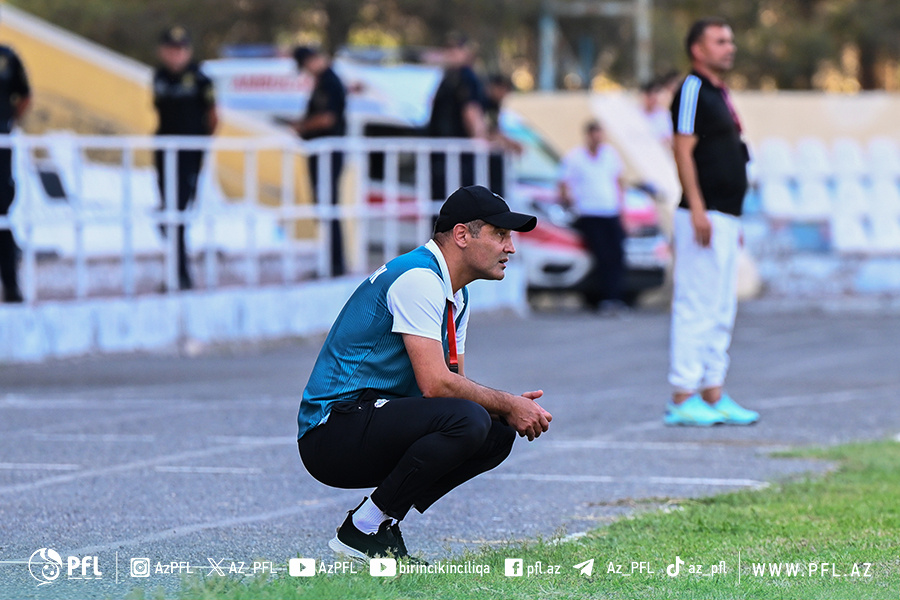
left=711, top=394, right=759, bottom=425
left=664, top=395, right=726, bottom=426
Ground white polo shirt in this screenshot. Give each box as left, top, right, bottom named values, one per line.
left=298, top=240, right=469, bottom=438
left=559, top=145, right=624, bottom=217
left=387, top=239, right=468, bottom=351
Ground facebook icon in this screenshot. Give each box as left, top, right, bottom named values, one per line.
left=504, top=558, right=524, bottom=577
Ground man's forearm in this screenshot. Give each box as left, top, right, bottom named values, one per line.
left=673, top=138, right=706, bottom=213
left=678, top=164, right=706, bottom=213
left=422, top=370, right=516, bottom=417
left=558, top=181, right=572, bottom=207
left=299, top=112, right=337, bottom=136
left=403, top=333, right=550, bottom=440
left=206, top=107, right=218, bottom=135
left=617, top=178, right=626, bottom=212
left=12, top=96, right=30, bottom=123
left=462, top=103, right=487, bottom=139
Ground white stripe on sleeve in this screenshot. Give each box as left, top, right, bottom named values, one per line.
left=677, top=75, right=701, bottom=135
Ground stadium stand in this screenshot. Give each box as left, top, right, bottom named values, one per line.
left=752, top=136, right=900, bottom=255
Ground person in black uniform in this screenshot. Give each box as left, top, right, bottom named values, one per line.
left=153, top=25, right=217, bottom=291
left=482, top=73, right=521, bottom=197
left=293, top=46, right=347, bottom=277
left=427, top=34, right=486, bottom=201
left=0, top=44, right=30, bottom=303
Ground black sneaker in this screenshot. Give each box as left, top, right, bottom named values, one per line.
left=389, top=523, right=428, bottom=565
left=328, top=501, right=406, bottom=560
left=2, top=286, right=23, bottom=303
left=389, top=523, right=408, bottom=557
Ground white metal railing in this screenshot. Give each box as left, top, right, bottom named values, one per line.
left=0, top=134, right=514, bottom=304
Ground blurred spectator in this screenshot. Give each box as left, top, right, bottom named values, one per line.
left=0, top=42, right=30, bottom=303
left=427, top=33, right=486, bottom=201
left=153, top=25, right=217, bottom=291
left=640, top=78, right=673, bottom=146
left=483, top=73, right=522, bottom=196
left=559, top=121, right=626, bottom=312
left=657, top=70, right=682, bottom=107
left=293, top=46, right=347, bottom=276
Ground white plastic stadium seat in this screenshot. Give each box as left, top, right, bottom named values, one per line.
left=833, top=179, right=869, bottom=217
left=867, top=137, right=900, bottom=179
left=759, top=181, right=796, bottom=220
left=830, top=179, right=871, bottom=253
left=830, top=211, right=870, bottom=253
left=796, top=137, right=832, bottom=180
left=745, top=157, right=759, bottom=186
left=870, top=178, right=900, bottom=214
left=41, top=130, right=83, bottom=199
left=868, top=178, right=900, bottom=253
left=832, top=138, right=867, bottom=178
left=869, top=200, right=900, bottom=252
left=756, top=137, right=796, bottom=180
left=794, top=179, right=832, bottom=221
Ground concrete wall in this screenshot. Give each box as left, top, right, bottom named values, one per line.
left=508, top=89, right=900, bottom=157
left=506, top=92, right=594, bottom=159
left=0, top=265, right=527, bottom=363
left=732, top=91, right=900, bottom=147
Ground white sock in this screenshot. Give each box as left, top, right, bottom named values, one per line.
left=351, top=497, right=389, bottom=535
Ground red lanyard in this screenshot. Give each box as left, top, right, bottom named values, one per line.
left=719, top=86, right=743, bottom=134
left=446, top=300, right=459, bottom=373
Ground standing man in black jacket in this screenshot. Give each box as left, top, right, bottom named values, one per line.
left=427, top=34, right=486, bottom=202
left=153, top=25, right=218, bottom=291
left=0, top=43, right=30, bottom=303
left=293, top=46, right=347, bottom=276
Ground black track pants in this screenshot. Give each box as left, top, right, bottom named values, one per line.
left=298, top=396, right=516, bottom=520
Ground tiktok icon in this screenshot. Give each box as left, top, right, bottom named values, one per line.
left=667, top=556, right=685, bottom=577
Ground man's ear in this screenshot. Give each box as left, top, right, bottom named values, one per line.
left=452, top=223, right=469, bottom=248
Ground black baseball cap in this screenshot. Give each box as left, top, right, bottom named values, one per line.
left=159, top=25, right=191, bottom=47
left=434, top=185, right=537, bottom=233
left=293, top=46, right=319, bottom=66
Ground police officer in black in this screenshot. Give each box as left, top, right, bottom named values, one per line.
left=482, top=73, right=522, bottom=197
left=427, top=34, right=486, bottom=201
left=0, top=44, right=30, bottom=303
left=293, top=46, right=347, bottom=276
left=153, top=25, right=217, bottom=290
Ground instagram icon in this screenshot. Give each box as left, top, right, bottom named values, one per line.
left=130, top=558, right=151, bottom=578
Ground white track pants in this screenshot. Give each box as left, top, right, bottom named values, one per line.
left=668, top=208, right=741, bottom=393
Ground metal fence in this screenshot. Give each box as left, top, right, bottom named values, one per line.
left=0, top=134, right=512, bottom=304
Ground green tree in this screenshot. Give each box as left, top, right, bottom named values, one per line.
left=826, top=0, right=900, bottom=90
left=10, top=0, right=299, bottom=63
left=12, top=0, right=900, bottom=90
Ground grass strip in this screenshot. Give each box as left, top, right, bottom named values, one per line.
left=161, top=439, right=900, bottom=599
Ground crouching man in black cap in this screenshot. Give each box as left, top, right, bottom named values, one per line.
left=297, top=185, right=552, bottom=561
